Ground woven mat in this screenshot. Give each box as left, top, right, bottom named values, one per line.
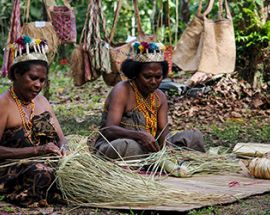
left=99, top=174, right=270, bottom=212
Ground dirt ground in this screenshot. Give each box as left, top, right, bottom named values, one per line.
left=0, top=193, right=270, bottom=214
left=1, top=74, right=269, bottom=214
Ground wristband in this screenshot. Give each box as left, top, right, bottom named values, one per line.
left=60, top=144, right=67, bottom=151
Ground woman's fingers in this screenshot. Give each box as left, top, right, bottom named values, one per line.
left=45, top=142, right=62, bottom=156
left=138, top=131, right=161, bottom=152
left=154, top=142, right=161, bottom=151
left=60, top=149, right=66, bottom=156
left=147, top=141, right=159, bottom=152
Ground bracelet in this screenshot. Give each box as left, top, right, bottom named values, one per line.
left=60, top=144, right=67, bottom=151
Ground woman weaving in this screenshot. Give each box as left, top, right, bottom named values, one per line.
left=95, top=41, right=205, bottom=160
left=0, top=35, right=67, bottom=206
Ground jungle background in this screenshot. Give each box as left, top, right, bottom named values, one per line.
left=0, top=0, right=270, bottom=214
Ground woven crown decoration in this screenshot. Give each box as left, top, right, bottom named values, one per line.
left=132, top=41, right=166, bottom=62
left=8, top=35, right=49, bottom=66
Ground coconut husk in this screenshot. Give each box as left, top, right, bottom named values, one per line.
left=21, top=22, right=59, bottom=62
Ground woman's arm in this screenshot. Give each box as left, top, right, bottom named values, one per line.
left=37, top=96, right=67, bottom=154
left=156, top=90, right=169, bottom=147
left=101, top=82, right=158, bottom=152
left=0, top=94, right=62, bottom=159
left=0, top=143, right=62, bottom=159
left=49, top=109, right=67, bottom=149
left=103, top=82, right=133, bottom=139
left=49, top=110, right=67, bottom=155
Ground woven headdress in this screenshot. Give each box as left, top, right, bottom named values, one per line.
left=8, top=35, right=49, bottom=68
left=131, top=41, right=166, bottom=62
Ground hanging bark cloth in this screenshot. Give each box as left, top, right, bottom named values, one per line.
left=71, top=0, right=157, bottom=87
left=104, top=0, right=157, bottom=86
left=70, top=0, right=93, bottom=86
left=83, top=0, right=111, bottom=81
left=103, top=0, right=130, bottom=86
left=70, top=0, right=112, bottom=86
left=1, top=0, right=21, bottom=77
left=172, top=0, right=236, bottom=75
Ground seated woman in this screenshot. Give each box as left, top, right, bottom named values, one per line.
left=0, top=35, right=67, bottom=206
left=95, top=41, right=205, bottom=160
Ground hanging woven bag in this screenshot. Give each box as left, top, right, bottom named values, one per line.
left=50, top=0, right=77, bottom=43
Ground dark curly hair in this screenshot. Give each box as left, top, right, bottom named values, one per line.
left=121, top=59, right=168, bottom=79
left=8, top=60, right=49, bottom=81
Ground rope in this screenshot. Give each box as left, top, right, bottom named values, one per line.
left=1, top=0, right=21, bottom=76
left=133, top=0, right=144, bottom=37
left=109, top=0, right=123, bottom=44
left=24, top=0, right=31, bottom=23
left=175, top=0, right=178, bottom=45
left=166, top=0, right=172, bottom=45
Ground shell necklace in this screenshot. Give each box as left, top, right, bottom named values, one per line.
left=9, top=87, right=35, bottom=140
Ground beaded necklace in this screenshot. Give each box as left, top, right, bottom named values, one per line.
left=131, top=81, right=159, bottom=137
left=9, top=87, right=35, bottom=140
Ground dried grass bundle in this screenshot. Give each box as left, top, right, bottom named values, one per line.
left=0, top=135, right=234, bottom=207
left=0, top=156, right=59, bottom=169
left=21, top=22, right=59, bottom=62
left=56, top=135, right=227, bottom=207
left=248, top=157, right=270, bottom=179
left=169, top=149, right=241, bottom=175
left=117, top=147, right=241, bottom=177
left=233, top=142, right=270, bottom=158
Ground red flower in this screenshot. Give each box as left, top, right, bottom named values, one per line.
left=59, top=58, right=68, bottom=65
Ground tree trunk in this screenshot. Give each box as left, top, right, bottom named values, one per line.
left=263, top=47, right=270, bottom=87
left=181, top=0, right=190, bottom=24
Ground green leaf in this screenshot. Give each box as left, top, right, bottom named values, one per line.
left=254, top=0, right=263, bottom=7
left=0, top=195, right=5, bottom=201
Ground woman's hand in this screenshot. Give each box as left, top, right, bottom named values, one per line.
left=39, top=142, right=62, bottom=156
left=137, top=131, right=160, bottom=152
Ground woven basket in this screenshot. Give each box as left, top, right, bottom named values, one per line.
left=50, top=6, right=76, bottom=43
left=21, top=22, right=59, bottom=63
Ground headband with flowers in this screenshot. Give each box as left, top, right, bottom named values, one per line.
left=9, top=35, right=49, bottom=66
left=131, top=41, right=166, bottom=62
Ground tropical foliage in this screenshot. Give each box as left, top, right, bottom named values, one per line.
left=231, top=0, right=270, bottom=84
left=0, top=0, right=269, bottom=84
